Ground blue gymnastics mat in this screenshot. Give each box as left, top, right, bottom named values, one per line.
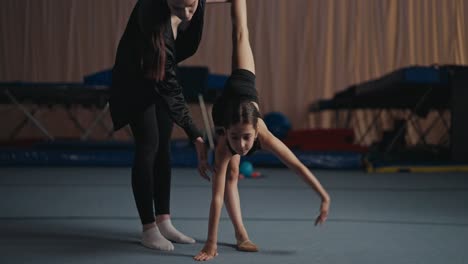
left=0, top=139, right=363, bottom=169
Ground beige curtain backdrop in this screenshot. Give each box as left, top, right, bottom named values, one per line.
left=1, top=0, right=467, bottom=143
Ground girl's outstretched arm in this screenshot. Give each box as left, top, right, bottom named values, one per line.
left=194, top=140, right=232, bottom=261
left=257, top=119, right=331, bottom=225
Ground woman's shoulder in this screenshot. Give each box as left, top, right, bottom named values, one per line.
left=137, top=0, right=171, bottom=35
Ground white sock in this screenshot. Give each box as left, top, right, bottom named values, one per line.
left=157, top=219, right=196, bottom=244
left=141, top=226, right=174, bottom=251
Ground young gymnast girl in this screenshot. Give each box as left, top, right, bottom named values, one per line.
left=194, top=0, right=331, bottom=261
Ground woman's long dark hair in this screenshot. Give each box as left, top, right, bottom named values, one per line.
left=140, top=0, right=171, bottom=81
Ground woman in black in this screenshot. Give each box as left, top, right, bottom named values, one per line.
left=109, top=0, right=223, bottom=251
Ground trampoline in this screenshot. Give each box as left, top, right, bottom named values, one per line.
left=0, top=67, right=229, bottom=141
left=0, top=82, right=110, bottom=140
left=309, top=65, right=468, bottom=151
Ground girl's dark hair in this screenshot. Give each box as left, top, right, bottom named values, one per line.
left=223, top=99, right=261, bottom=130
left=141, top=0, right=171, bottom=81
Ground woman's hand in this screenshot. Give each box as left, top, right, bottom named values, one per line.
left=193, top=243, right=218, bottom=261
left=194, top=137, right=213, bottom=181
left=315, top=198, right=330, bottom=226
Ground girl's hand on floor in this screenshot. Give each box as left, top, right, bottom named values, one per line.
left=315, top=198, right=330, bottom=226
left=194, top=243, right=218, bottom=261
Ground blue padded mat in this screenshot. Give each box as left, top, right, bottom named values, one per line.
left=0, top=139, right=363, bottom=169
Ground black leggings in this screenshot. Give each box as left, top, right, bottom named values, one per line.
left=129, top=97, right=173, bottom=225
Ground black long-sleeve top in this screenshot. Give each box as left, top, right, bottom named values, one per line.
left=109, top=0, right=205, bottom=141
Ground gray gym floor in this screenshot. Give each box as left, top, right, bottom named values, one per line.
left=1, top=167, right=467, bottom=264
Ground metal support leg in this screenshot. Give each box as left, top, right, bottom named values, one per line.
left=4, top=89, right=54, bottom=140
left=81, top=103, right=109, bottom=140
